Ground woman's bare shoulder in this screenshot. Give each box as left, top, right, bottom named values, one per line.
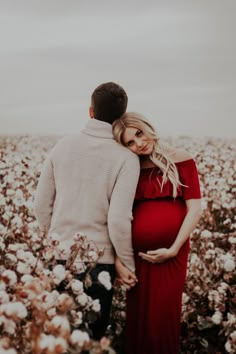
left=167, top=148, right=192, bottom=163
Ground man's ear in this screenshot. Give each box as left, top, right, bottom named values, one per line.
left=89, top=106, right=94, bottom=119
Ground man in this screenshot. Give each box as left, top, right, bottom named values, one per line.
left=34, top=82, right=140, bottom=339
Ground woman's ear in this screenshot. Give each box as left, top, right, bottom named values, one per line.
left=89, top=106, right=94, bottom=119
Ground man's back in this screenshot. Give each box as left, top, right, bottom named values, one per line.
left=34, top=119, right=140, bottom=271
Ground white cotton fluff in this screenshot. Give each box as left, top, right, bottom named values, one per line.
left=16, top=262, right=31, bottom=275
left=222, top=253, right=235, bottom=272
left=71, top=279, right=84, bottom=295
left=201, top=230, right=212, bottom=238
left=91, top=299, right=101, bottom=313
left=70, top=330, right=90, bottom=346
left=0, top=302, right=27, bottom=319
left=52, top=264, right=66, bottom=285
left=38, top=334, right=66, bottom=351
left=0, top=348, right=17, bottom=354
left=51, top=315, right=70, bottom=333
left=98, top=271, right=112, bottom=290
left=0, top=291, right=9, bottom=303
left=76, top=293, right=88, bottom=307
left=211, top=311, right=223, bottom=325
left=2, top=270, right=17, bottom=287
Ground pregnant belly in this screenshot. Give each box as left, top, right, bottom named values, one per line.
left=132, top=198, right=187, bottom=252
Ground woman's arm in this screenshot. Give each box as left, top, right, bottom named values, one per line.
left=139, top=198, right=202, bottom=263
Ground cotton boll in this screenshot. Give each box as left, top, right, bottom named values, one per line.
left=0, top=349, right=17, bottom=354
left=70, top=310, right=83, bottom=326
left=76, top=293, right=88, bottom=307
left=0, top=226, right=6, bottom=238
left=0, top=302, right=27, bottom=319
left=71, top=279, right=84, bottom=295
left=88, top=250, right=99, bottom=262
left=0, top=282, right=6, bottom=291
left=182, top=293, right=190, bottom=304
left=56, top=293, right=74, bottom=312
left=225, top=340, right=232, bottom=353
left=5, top=254, right=17, bottom=265
left=6, top=189, right=15, bottom=197
left=23, top=252, right=36, bottom=266
left=221, top=253, right=235, bottom=272
left=211, top=311, right=223, bottom=325
left=11, top=216, right=23, bottom=228
left=226, top=313, right=236, bottom=326
left=14, top=189, right=25, bottom=207
left=16, top=249, right=25, bottom=261
left=201, top=230, right=212, bottom=238
left=52, top=264, right=66, bottom=285
left=98, top=271, right=112, bottom=290
left=0, top=291, right=9, bottom=304
left=0, top=194, right=6, bottom=206
left=8, top=243, right=27, bottom=252
left=0, top=241, right=6, bottom=251
left=72, top=260, right=86, bottom=273
left=224, top=259, right=235, bottom=272
left=16, top=262, right=31, bottom=275
left=40, top=291, right=58, bottom=311
left=2, top=270, right=17, bottom=287
left=70, top=330, right=90, bottom=346
left=21, top=274, right=34, bottom=284
left=38, top=334, right=56, bottom=351
left=91, top=299, right=101, bottom=313
left=54, top=337, right=67, bottom=352
left=51, top=315, right=70, bottom=336
left=0, top=316, right=16, bottom=335
left=47, top=307, right=57, bottom=319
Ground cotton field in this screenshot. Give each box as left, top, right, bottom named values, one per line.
left=0, top=135, right=235, bottom=354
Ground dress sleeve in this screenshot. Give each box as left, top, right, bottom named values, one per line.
left=177, top=159, right=201, bottom=200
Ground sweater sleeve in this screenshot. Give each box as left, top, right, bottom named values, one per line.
left=34, top=156, right=56, bottom=232
left=107, top=153, right=140, bottom=272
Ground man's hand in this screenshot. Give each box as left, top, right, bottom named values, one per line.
left=138, top=247, right=177, bottom=263
left=115, top=257, right=138, bottom=290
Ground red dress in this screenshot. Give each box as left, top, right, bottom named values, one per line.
left=125, top=159, right=201, bottom=354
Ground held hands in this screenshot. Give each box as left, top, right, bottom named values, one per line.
left=115, top=257, right=138, bottom=290
left=138, top=247, right=178, bottom=263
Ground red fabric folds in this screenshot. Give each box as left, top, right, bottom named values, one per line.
left=125, top=159, right=201, bottom=354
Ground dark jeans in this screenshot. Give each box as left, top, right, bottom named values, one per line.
left=55, top=261, right=115, bottom=340
left=77, top=263, right=116, bottom=340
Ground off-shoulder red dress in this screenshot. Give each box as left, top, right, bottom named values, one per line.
left=125, top=159, right=201, bottom=354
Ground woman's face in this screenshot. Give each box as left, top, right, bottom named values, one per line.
left=122, top=126, right=154, bottom=155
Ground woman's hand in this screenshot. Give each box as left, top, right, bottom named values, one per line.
left=138, top=247, right=177, bottom=263
left=139, top=199, right=202, bottom=264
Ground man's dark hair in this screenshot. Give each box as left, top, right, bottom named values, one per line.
left=91, top=82, right=128, bottom=124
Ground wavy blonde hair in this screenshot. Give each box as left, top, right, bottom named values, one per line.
left=112, top=112, right=183, bottom=197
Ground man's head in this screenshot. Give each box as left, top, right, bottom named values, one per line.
left=90, top=82, right=128, bottom=124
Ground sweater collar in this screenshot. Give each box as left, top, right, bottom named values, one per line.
left=82, top=119, right=114, bottom=139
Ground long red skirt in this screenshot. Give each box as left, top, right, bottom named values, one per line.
left=125, top=199, right=190, bottom=354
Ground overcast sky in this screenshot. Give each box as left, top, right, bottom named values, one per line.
left=0, top=0, right=235, bottom=137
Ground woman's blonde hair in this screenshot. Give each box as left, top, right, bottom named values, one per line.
left=112, top=112, right=183, bottom=197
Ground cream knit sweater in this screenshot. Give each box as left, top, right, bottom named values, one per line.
left=34, top=119, right=140, bottom=272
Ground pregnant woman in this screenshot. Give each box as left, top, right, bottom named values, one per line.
left=113, top=112, right=202, bottom=354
